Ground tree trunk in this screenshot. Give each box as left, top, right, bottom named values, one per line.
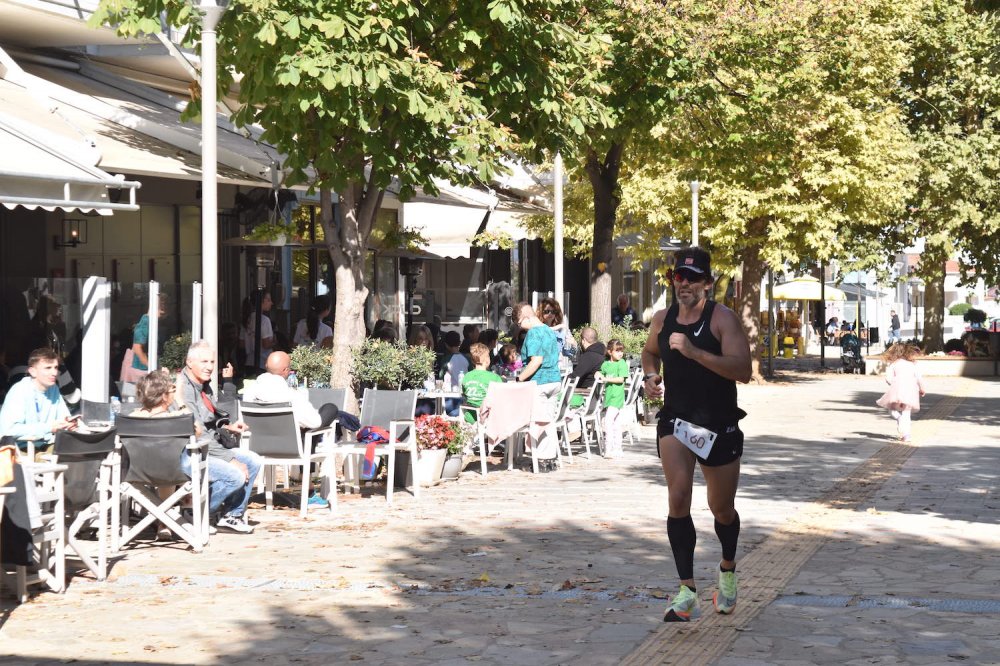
left=585, top=142, right=624, bottom=339
left=922, top=266, right=946, bottom=353
left=736, top=231, right=766, bottom=383
left=319, top=180, right=380, bottom=412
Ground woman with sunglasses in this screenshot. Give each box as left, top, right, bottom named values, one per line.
left=536, top=297, right=577, bottom=363
left=640, top=246, right=752, bottom=623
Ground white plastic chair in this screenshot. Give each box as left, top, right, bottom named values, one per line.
left=552, top=376, right=581, bottom=465
left=619, top=369, right=645, bottom=448
left=336, top=389, right=419, bottom=505
left=239, top=402, right=337, bottom=516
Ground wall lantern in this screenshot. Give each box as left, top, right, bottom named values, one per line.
left=54, top=218, right=87, bottom=249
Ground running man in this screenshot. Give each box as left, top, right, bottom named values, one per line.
left=641, top=246, right=752, bottom=622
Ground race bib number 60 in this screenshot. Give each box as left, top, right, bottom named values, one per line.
left=673, top=418, right=718, bottom=459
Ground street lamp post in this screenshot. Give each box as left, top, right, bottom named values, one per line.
left=554, top=151, right=564, bottom=307
left=198, top=0, right=227, bottom=391
left=690, top=180, right=700, bottom=247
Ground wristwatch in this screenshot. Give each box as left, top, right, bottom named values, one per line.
left=643, top=372, right=658, bottom=380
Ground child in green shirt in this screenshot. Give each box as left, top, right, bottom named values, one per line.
left=461, top=343, right=504, bottom=423
left=596, top=338, right=629, bottom=458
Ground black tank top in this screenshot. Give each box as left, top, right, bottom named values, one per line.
left=657, top=300, right=746, bottom=426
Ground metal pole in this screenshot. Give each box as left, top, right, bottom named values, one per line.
left=147, top=281, right=159, bottom=370
left=199, top=2, right=225, bottom=392
left=690, top=180, right=700, bottom=246
left=766, top=269, right=774, bottom=378
left=819, top=261, right=826, bottom=368
left=553, top=151, right=564, bottom=308
left=191, top=281, right=202, bottom=340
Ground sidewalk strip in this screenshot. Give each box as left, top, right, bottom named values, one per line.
left=621, top=380, right=973, bottom=665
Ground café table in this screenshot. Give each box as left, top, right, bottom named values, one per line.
left=416, top=388, right=462, bottom=416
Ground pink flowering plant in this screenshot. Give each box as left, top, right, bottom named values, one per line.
left=415, top=414, right=460, bottom=452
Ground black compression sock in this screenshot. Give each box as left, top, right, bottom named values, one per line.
left=667, top=515, right=697, bottom=581
left=714, top=512, right=741, bottom=563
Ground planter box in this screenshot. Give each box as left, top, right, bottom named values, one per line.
left=866, top=354, right=997, bottom=377
left=393, top=448, right=447, bottom=488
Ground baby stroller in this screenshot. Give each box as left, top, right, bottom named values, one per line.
left=839, top=333, right=865, bottom=374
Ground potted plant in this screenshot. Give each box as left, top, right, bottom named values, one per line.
left=642, top=396, right=662, bottom=426
left=350, top=339, right=435, bottom=392
left=470, top=230, right=515, bottom=251
left=441, top=420, right=471, bottom=481
left=242, top=222, right=302, bottom=246
left=396, top=414, right=456, bottom=487
left=289, top=345, right=332, bottom=387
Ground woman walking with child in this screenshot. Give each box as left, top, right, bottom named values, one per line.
left=875, top=343, right=926, bottom=442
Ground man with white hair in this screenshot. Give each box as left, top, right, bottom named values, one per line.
left=177, top=340, right=261, bottom=534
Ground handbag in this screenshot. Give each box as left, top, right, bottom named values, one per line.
left=119, top=349, right=148, bottom=384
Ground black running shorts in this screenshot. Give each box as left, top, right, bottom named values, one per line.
left=656, top=417, right=744, bottom=467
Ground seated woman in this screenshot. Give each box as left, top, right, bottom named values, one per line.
left=132, top=371, right=199, bottom=541
left=293, top=295, right=333, bottom=349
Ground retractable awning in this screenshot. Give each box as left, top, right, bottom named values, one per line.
left=402, top=201, right=489, bottom=258
left=0, top=111, right=139, bottom=213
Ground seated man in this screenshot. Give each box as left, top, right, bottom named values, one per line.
left=570, top=327, right=606, bottom=407
left=0, top=347, right=77, bottom=457
left=241, top=351, right=360, bottom=433
left=176, top=340, right=261, bottom=534
left=242, top=351, right=356, bottom=509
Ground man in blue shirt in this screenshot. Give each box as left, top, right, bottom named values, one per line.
left=0, top=347, right=77, bottom=456
left=514, top=301, right=562, bottom=468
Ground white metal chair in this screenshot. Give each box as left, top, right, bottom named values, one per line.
left=619, top=369, right=645, bottom=448
left=336, top=389, right=419, bottom=504
left=552, top=376, right=581, bottom=465
left=239, top=402, right=337, bottom=516
left=112, top=414, right=209, bottom=552
left=572, top=379, right=605, bottom=457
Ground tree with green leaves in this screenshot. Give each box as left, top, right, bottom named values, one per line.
left=898, top=0, right=1000, bottom=351
left=605, top=0, right=919, bottom=379
left=94, top=0, right=610, bottom=390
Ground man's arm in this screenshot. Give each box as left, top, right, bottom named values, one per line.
left=668, top=306, right=751, bottom=383
left=641, top=309, right=666, bottom=398
left=293, top=392, right=322, bottom=429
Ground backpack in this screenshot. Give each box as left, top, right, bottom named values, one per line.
left=356, top=426, right=390, bottom=480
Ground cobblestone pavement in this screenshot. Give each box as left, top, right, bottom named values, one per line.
left=2, top=372, right=998, bottom=665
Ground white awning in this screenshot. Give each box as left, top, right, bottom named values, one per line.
left=401, top=201, right=489, bottom=258
left=0, top=49, right=275, bottom=188
left=0, top=111, right=139, bottom=213
left=487, top=209, right=540, bottom=241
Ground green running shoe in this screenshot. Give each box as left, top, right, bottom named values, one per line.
left=713, top=567, right=738, bottom=614
left=663, top=584, right=701, bottom=622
